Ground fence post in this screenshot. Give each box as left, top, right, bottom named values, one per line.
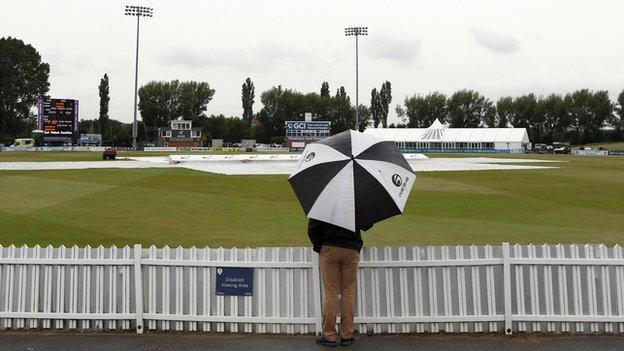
left=133, top=244, right=144, bottom=333
left=311, top=249, right=323, bottom=335
left=502, top=242, right=512, bottom=335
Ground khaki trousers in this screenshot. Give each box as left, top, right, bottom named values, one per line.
left=319, top=245, right=360, bottom=341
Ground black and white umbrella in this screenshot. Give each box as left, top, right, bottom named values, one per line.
left=288, top=130, right=415, bottom=232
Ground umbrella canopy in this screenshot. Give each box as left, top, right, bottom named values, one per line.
left=288, top=129, right=415, bottom=232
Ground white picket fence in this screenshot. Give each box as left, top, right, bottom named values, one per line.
left=0, top=243, right=623, bottom=335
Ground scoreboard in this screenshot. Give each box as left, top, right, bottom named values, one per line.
left=37, top=98, right=79, bottom=142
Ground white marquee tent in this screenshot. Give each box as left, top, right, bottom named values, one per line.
left=363, top=119, right=531, bottom=153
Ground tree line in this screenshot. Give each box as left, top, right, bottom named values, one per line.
left=395, top=89, right=624, bottom=144
left=135, top=79, right=391, bottom=145
left=0, top=37, right=49, bottom=145
left=252, top=83, right=373, bottom=144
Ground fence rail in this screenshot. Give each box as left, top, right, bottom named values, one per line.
left=0, top=243, right=623, bottom=335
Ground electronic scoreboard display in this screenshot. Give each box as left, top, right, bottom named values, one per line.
left=37, top=98, right=79, bottom=141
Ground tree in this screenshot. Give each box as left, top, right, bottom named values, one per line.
left=495, top=96, right=513, bottom=128
left=179, top=81, right=215, bottom=121
left=509, top=94, right=536, bottom=128
left=328, top=86, right=355, bottom=133
left=305, top=91, right=327, bottom=120
left=0, top=37, right=50, bottom=142
left=320, top=82, right=330, bottom=98
left=395, top=104, right=410, bottom=126
left=79, top=119, right=100, bottom=135
left=510, top=93, right=544, bottom=141
left=379, top=81, right=392, bottom=128
left=138, top=80, right=214, bottom=142
left=241, top=77, right=255, bottom=125
left=564, top=89, right=591, bottom=143
left=610, top=90, right=624, bottom=140
left=482, top=101, right=497, bottom=128
left=258, top=85, right=286, bottom=141
left=257, top=86, right=319, bottom=141
left=108, top=119, right=133, bottom=146
left=540, top=94, right=569, bottom=143
left=402, top=95, right=423, bottom=127
left=357, top=104, right=371, bottom=131
left=138, top=80, right=181, bottom=141
left=255, top=84, right=358, bottom=140
left=370, top=88, right=382, bottom=128
left=336, top=86, right=348, bottom=100
left=564, top=89, right=610, bottom=143
left=316, top=82, right=331, bottom=120
left=226, top=116, right=250, bottom=142
left=588, top=90, right=612, bottom=142
left=254, top=109, right=273, bottom=143
left=195, top=114, right=250, bottom=143
left=446, top=90, right=488, bottom=127
left=402, top=92, right=447, bottom=128
left=98, top=73, right=110, bottom=141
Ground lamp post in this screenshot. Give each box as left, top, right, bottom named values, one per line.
left=124, top=5, right=153, bottom=150
left=345, top=26, right=367, bottom=131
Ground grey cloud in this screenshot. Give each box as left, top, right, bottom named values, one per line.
left=157, top=44, right=309, bottom=71
left=43, top=46, right=127, bottom=77
left=42, top=48, right=88, bottom=76
left=470, top=28, right=520, bottom=54
left=365, top=35, right=421, bottom=65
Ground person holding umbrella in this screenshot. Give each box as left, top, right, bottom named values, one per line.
left=289, top=130, right=415, bottom=347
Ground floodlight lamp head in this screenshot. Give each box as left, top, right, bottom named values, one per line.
left=124, top=5, right=154, bottom=17
left=345, top=26, right=368, bottom=36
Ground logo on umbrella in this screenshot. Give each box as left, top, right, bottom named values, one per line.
left=305, top=152, right=315, bottom=162
left=392, top=174, right=402, bottom=187
left=217, top=268, right=223, bottom=275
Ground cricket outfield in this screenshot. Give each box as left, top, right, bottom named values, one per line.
left=0, top=152, right=622, bottom=247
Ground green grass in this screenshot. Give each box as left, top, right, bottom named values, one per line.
left=0, top=154, right=623, bottom=247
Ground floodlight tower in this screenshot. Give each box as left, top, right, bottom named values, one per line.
left=345, top=26, right=368, bottom=131
left=125, top=5, right=153, bottom=150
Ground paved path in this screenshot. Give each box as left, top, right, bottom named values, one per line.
left=0, top=333, right=623, bottom=351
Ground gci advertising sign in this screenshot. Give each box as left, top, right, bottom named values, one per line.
left=285, top=121, right=331, bottom=131
left=215, top=267, right=254, bottom=296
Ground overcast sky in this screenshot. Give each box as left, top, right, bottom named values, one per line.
left=3, top=0, right=624, bottom=124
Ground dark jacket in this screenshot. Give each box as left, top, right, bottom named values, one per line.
left=307, top=219, right=370, bottom=253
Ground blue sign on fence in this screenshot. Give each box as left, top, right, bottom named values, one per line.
left=215, top=267, right=254, bottom=296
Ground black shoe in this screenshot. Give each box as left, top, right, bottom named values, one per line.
left=316, top=336, right=339, bottom=347
left=340, top=338, right=355, bottom=346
